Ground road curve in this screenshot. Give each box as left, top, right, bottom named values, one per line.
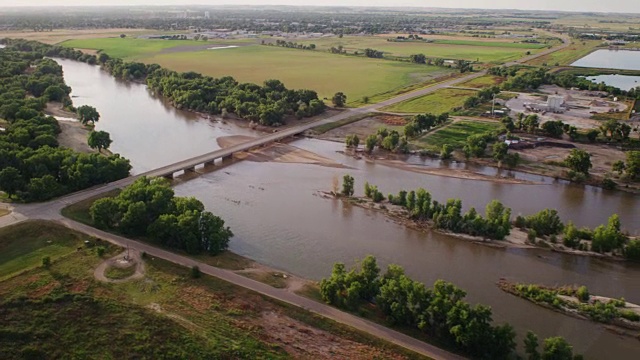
left=57, top=218, right=466, bottom=360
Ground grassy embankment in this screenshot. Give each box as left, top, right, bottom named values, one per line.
left=526, top=39, right=603, bottom=66
left=411, top=121, right=503, bottom=151
left=0, top=220, right=427, bottom=359
left=296, top=35, right=546, bottom=63
left=457, top=75, right=505, bottom=88
left=63, top=38, right=453, bottom=106
left=381, top=88, right=478, bottom=114
left=0, top=29, right=178, bottom=45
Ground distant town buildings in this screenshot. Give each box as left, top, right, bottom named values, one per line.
left=204, top=11, right=210, bottom=19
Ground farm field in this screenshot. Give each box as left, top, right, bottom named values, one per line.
left=0, top=221, right=422, bottom=360
left=62, top=37, right=233, bottom=60
left=381, top=88, right=478, bottom=114
left=143, top=45, right=453, bottom=104
left=412, top=120, right=502, bottom=150
left=295, top=35, right=545, bottom=63
left=526, top=40, right=603, bottom=66
left=0, top=28, right=169, bottom=45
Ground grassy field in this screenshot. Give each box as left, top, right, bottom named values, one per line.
left=0, top=221, right=87, bottom=281
left=458, top=75, right=505, bottom=88
left=412, top=120, right=503, bottom=150
left=0, top=28, right=174, bottom=45
left=61, top=37, right=216, bottom=59
left=381, top=88, right=478, bottom=114
left=0, top=221, right=426, bottom=359
left=526, top=40, right=603, bottom=66
left=143, top=45, right=451, bottom=104
left=296, top=36, right=544, bottom=63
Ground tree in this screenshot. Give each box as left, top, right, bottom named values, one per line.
left=120, top=34, right=126, bottom=38
left=542, top=337, right=574, bottom=360
left=576, top=286, right=590, bottom=302
left=624, top=240, right=640, bottom=261
left=190, top=266, right=202, bottom=278
left=77, top=105, right=100, bottom=125
left=524, top=331, right=541, bottom=360
left=332, top=92, right=347, bottom=107
left=624, top=151, right=640, bottom=180
left=440, top=144, right=454, bottom=159
left=523, top=114, right=540, bottom=133
left=341, top=174, right=355, bottom=197
left=88, top=130, right=112, bottom=152
left=565, top=149, right=591, bottom=175
left=541, top=120, right=564, bottom=138
left=0, top=167, right=24, bottom=197
left=42, top=256, right=51, bottom=268
left=493, top=142, right=509, bottom=163
left=345, top=134, right=360, bottom=149
left=365, top=134, right=377, bottom=153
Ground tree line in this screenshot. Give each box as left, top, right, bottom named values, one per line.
left=0, top=45, right=131, bottom=202
left=2, top=38, right=327, bottom=127
left=90, top=177, right=232, bottom=255
left=319, top=256, right=582, bottom=359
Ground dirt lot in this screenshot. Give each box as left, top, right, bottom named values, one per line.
left=320, top=114, right=408, bottom=142
left=506, top=85, right=629, bottom=130
left=512, top=140, right=626, bottom=178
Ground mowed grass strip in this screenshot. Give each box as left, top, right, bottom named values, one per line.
left=144, top=45, right=449, bottom=103
left=526, top=40, right=602, bottom=66
left=413, top=120, right=502, bottom=150
left=382, top=88, right=478, bottom=114
left=433, top=39, right=547, bottom=49
left=0, top=221, right=86, bottom=280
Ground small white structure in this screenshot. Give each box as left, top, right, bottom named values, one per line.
left=204, top=11, right=210, bottom=19
left=547, top=95, right=564, bottom=111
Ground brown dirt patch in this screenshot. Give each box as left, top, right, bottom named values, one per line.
left=57, top=120, right=94, bottom=154
left=320, top=115, right=407, bottom=142
left=28, top=280, right=60, bottom=298
left=178, top=286, right=222, bottom=312
left=513, top=142, right=626, bottom=178
left=45, top=102, right=77, bottom=119
left=68, top=279, right=90, bottom=293
left=258, top=311, right=408, bottom=360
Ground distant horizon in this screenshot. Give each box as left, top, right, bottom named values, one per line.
left=1, top=1, right=639, bottom=15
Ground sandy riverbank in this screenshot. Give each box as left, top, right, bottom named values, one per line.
left=217, top=135, right=351, bottom=169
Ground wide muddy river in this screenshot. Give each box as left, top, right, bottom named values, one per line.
left=57, top=59, right=640, bottom=359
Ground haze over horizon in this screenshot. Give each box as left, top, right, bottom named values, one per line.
left=1, top=0, right=639, bottom=14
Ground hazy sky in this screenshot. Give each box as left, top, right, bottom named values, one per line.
left=0, top=0, right=638, bottom=14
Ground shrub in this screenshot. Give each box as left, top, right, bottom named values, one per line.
left=42, top=256, right=51, bottom=268
left=576, top=286, right=590, bottom=302
left=96, top=246, right=106, bottom=257
left=190, top=266, right=202, bottom=279
left=527, top=229, right=537, bottom=243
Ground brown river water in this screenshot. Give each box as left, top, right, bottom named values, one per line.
left=56, top=58, right=640, bottom=359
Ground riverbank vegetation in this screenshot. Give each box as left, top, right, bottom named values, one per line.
left=90, top=177, right=232, bottom=256
left=0, top=44, right=131, bottom=202
left=0, top=221, right=420, bottom=359
left=498, top=281, right=640, bottom=335
left=2, top=38, right=327, bottom=127
left=319, top=256, right=582, bottom=359
left=340, top=176, right=639, bottom=260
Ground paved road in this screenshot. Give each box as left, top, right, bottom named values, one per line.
left=0, top=32, right=572, bottom=359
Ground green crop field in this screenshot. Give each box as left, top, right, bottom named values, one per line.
left=413, top=120, right=503, bottom=150
left=296, top=36, right=544, bottom=63
left=144, top=45, right=452, bottom=104
left=381, top=88, right=478, bottom=114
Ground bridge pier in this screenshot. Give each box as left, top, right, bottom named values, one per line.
left=204, top=160, right=216, bottom=167
left=162, top=173, right=174, bottom=180
left=184, top=166, right=196, bottom=173
left=222, top=154, right=233, bottom=163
